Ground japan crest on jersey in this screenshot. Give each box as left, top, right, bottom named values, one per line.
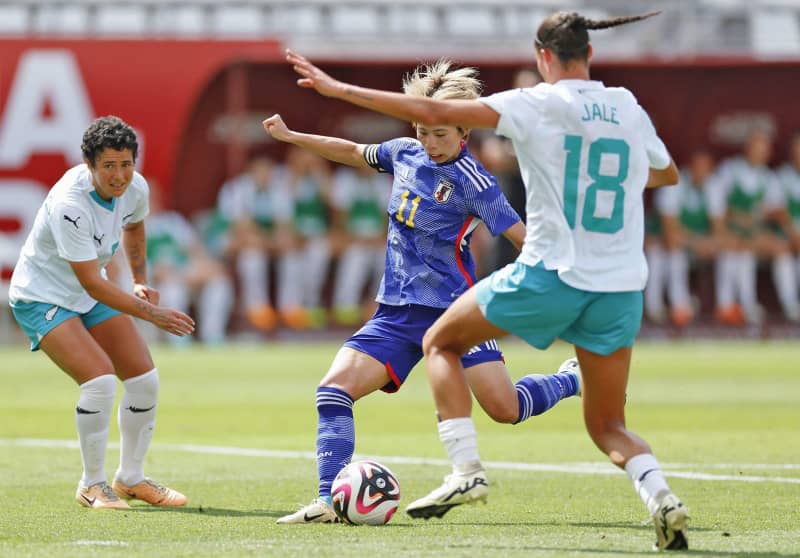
left=433, top=180, right=454, bottom=204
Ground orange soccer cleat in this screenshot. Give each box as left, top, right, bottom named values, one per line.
left=76, top=481, right=130, bottom=510
left=112, top=477, right=187, bottom=507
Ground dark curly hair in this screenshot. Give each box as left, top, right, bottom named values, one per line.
left=535, top=11, right=661, bottom=65
left=81, top=115, right=138, bottom=166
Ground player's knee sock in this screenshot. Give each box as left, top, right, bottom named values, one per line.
left=237, top=248, right=268, bottom=308
left=75, top=374, right=116, bottom=487
left=625, top=453, right=672, bottom=516
left=737, top=252, right=758, bottom=314
left=303, top=239, right=331, bottom=308
left=667, top=250, right=691, bottom=309
left=198, top=276, right=234, bottom=343
left=715, top=252, right=736, bottom=309
left=158, top=279, right=191, bottom=345
left=772, top=254, right=800, bottom=319
left=514, top=371, right=578, bottom=424
left=437, top=417, right=481, bottom=474
left=333, top=247, right=370, bottom=309
left=116, top=369, right=159, bottom=486
left=316, top=386, right=354, bottom=502
left=644, top=245, right=666, bottom=320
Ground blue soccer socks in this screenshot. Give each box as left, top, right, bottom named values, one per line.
left=315, top=386, right=355, bottom=499
left=514, top=370, right=579, bottom=424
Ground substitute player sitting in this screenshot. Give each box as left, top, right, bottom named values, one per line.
left=8, top=116, right=194, bottom=509
left=264, top=61, right=581, bottom=524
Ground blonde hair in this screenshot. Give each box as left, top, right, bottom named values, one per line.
left=402, top=59, right=482, bottom=101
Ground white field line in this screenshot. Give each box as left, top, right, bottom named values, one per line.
left=2, top=438, right=799, bottom=485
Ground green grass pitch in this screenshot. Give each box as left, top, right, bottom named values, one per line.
left=0, top=340, right=798, bottom=557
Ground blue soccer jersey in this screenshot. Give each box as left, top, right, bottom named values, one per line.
left=364, top=138, right=520, bottom=308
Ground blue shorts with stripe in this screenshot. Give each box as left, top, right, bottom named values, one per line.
left=344, top=303, right=504, bottom=393
left=474, top=262, right=643, bottom=356
left=10, top=300, right=121, bottom=351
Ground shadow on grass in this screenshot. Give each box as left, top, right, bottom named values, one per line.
left=129, top=506, right=415, bottom=526
left=429, top=520, right=716, bottom=533
left=130, top=506, right=286, bottom=518
left=443, top=544, right=798, bottom=558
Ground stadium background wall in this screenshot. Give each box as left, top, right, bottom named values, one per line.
left=0, top=39, right=798, bottom=220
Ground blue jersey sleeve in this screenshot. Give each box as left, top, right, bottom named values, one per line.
left=455, top=156, right=521, bottom=236
left=365, top=138, right=420, bottom=175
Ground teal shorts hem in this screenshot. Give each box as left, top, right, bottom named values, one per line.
left=475, top=262, right=643, bottom=356
left=10, top=300, right=121, bottom=351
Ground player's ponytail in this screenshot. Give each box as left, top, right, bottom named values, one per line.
left=535, top=11, right=661, bottom=64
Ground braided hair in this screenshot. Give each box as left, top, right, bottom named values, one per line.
left=535, top=11, right=661, bottom=64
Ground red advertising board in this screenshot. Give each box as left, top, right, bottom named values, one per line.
left=1, top=40, right=799, bottom=220
left=0, top=39, right=283, bottom=197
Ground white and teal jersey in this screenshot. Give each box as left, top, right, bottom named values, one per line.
left=146, top=211, right=198, bottom=268
left=706, top=157, right=784, bottom=219
left=330, top=167, right=391, bottom=238
left=654, top=170, right=711, bottom=234
left=217, top=168, right=292, bottom=228
left=481, top=79, right=670, bottom=292
left=9, top=164, right=149, bottom=313
left=777, top=164, right=800, bottom=226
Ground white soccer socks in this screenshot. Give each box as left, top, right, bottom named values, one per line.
left=75, top=374, right=116, bottom=487
left=438, top=417, right=482, bottom=474
left=116, top=368, right=159, bottom=486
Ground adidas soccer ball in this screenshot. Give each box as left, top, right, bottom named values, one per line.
left=331, top=460, right=401, bottom=525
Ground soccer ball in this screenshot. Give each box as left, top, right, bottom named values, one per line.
left=331, top=460, right=401, bottom=525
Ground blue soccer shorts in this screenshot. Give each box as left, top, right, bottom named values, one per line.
left=344, top=303, right=504, bottom=393
left=474, top=261, right=643, bottom=356
left=11, top=300, right=121, bottom=351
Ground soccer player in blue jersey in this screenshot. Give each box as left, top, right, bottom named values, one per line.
left=284, top=10, right=690, bottom=551
left=263, top=60, right=581, bottom=524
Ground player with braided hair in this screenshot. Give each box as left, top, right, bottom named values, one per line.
left=285, top=10, right=689, bottom=551
left=264, top=60, right=583, bottom=525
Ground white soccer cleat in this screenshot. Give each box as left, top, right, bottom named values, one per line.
left=406, top=469, right=488, bottom=519
left=559, top=357, right=582, bottom=397
left=76, top=481, right=130, bottom=510
left=276, top=498, right=339, bottom=524
left=653, top=493, right=689, bottom=551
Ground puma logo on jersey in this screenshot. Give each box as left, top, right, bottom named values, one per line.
left=44, top=305, right=59, bottom=321
left=434, top=180, right=454, bottom=203
left=63, top=214, right=81, bottom=229
left=93, top=233, right=105, bottom=245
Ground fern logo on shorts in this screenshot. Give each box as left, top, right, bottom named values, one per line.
left=44, top=305, right=59, bottom=322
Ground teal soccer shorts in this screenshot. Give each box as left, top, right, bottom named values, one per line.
left=11, top=300, right=121, bottom=351
left=474, top=262, right=643, bottom=355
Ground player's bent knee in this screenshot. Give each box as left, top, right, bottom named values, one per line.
left=485, top=404, right=518, bottom=424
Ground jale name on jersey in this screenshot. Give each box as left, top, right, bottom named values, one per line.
left=581, top=103, right=619, bottom=125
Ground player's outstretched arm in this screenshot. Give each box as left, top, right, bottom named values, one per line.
left=263, top=114, right=369, bottom=168
left=69, top=259, right=195, bottom=337
left=646, top=158, right=679, bottom=189
left=286, top=49, right=500, bottom=130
